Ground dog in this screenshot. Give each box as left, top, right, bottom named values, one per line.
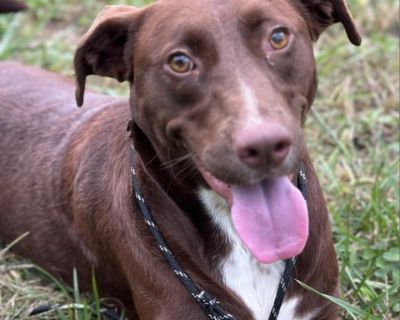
left=0, top=0, right=361, bottom=319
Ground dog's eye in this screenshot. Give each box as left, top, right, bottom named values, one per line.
left=168, top=53, right=195, bottom=74
left=269, top=29, right=289, bottom=50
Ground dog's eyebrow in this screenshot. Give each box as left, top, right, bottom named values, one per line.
left=238, top=7, right=269, bottom=29
left=179, top=28, right=217, bottom=57
left=173, top=27, right=219, bottom=65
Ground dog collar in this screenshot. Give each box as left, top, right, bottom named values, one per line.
left=130, top=145, right=307, bottom=320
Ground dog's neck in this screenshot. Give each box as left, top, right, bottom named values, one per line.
left=129, top=122, right=261, bottom=318
left=131, top=122, right=200, bottom=210
left=126, top=120, right=339, bottom=319
left=130, top=121, right=232, bottom=267
left=129, top=132, right=307, bottom=319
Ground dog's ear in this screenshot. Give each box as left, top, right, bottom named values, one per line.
left=0, top=0, right=27, bottom=13
left=297, top=0, right=361, bottom=45
left=74, top=5, right=146, bottom=107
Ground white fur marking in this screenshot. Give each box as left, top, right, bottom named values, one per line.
left=239, top=79, right=262, bottom=127
left=198, top=187, right=316, bottom=320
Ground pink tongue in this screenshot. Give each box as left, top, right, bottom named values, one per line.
left=231, top=177, right=308, bottom=264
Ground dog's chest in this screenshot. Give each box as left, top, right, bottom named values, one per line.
left=199, top=188, right=315, bottom=320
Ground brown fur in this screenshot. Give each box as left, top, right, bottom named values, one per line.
left=0, top=0, right=360, bottom=319
left=0, top=0, right=27, bottom=13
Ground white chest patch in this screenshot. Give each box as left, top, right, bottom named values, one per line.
left=198, top=188, right=316, bottom=320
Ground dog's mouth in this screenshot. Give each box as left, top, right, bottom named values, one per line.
left=199, top=168, right=309, bottom=264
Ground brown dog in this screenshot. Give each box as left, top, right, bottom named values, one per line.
left=0, top=0, right=361, bottom=319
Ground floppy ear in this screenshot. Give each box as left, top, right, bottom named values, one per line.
left=74, top=5, right=145, bottom=107
left=297, top=0, right=361, bottom=45
left=0, top=0, right=27, bottom=13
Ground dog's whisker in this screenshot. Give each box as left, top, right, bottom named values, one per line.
left=161, top=154, right=193, bottom=170
left=143, top=153, right=159, bottom=168
left=171, top=160, right=194, bottom=181
left=169, top=157, right=198, bottom=184
left=165, top=161, right=195, bottom=192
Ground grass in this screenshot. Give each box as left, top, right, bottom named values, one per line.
left=0, top=0, right=399, bottom=319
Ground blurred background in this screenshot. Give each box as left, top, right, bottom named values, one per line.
left=0, top=0, right=399, bottom=319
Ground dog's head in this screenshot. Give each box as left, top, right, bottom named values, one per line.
left=74, top=0, right=360, bottom=263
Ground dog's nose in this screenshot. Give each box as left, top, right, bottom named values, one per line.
left=235, top=123, right=292, bottom=169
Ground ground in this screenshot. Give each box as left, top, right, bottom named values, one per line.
left=0, top=0, right=399, bottom=319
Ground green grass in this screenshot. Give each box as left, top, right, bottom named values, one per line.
left=0, top=0, right=399, bottom=319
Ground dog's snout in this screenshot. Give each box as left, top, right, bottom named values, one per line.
left=235, top=123, right=292, bottom=169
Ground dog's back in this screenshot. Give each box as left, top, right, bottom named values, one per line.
left=0, top=63, right=131, bottom=297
